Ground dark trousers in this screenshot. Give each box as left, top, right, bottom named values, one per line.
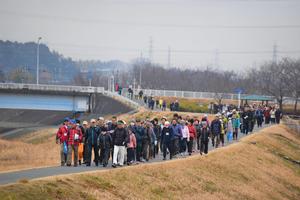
left=250, top=121, right=254, bottom=132
left=196, top=136, right=201, bottom=150
left=136, top=142, right=142, bottom=161
left=265, top=117, right=270, bottom=124
left=220, top=134, right=225, bottom=145
left=276, top=117, right=281, bottom=124
left=233, top=128, right=239, bottom=140
left=172, top=137, right=180, bottom=156
left=86, top=144, right=99, bottom=166
left=257, top=117, right=263, bottom=127
left=163, top=142, right=172, bottom=159
left=100, top=148, right=110, bottom=166
left=200, top=139, right=208, bottom=154
left=243, top=122, right=249, bottom=135
left=180, top=138, right=188, bottom=153
left=187, top=137, right=194, bottom=154
left=271, top=118, right=276, bottom=124
left=211, top=134, right=220, bottom=148
left=142, top=140, right=149, bottom=161
left=127, top=148, right=135, bottom=163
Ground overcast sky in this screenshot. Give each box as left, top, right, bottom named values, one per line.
left=1, top=0, right=300, bottom=71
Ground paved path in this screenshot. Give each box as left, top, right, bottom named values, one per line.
left=0, top=124, right=270, bottom=185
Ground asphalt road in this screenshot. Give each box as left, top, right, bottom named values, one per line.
left=0, top=124, right=270, bottom=186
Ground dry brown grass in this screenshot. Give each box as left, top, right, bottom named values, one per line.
left=0, top=125, right=299, bottom=200
left=0, top=128, right=59, bottom=172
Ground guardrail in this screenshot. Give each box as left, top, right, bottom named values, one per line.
left=0, top=83, right=105, bottom=94
left=121, top=88, right=297, bottom=104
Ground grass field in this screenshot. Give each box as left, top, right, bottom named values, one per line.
left=0, top=124, right=299, bottom=200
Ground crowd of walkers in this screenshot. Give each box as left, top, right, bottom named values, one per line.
left=56, top=104, right=282, bottom=167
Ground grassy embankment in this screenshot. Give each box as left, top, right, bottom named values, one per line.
left=0, top=124, right=299, bottom=200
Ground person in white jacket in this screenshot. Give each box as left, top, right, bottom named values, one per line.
left=179, top=120, right=190, bottom=156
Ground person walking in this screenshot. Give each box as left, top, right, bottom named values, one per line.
left=187, top=120, right=196, bottom=156
left=162, top=100, right=167, bottom=111
left=275, top=106, right=282, bottom=124
left=152, top=118, right=161, bottom=157
left=112, top=120, right=128, bottom=167
left=134, top=119, right=144, bottom=162
left=85, top=119, right=100, bottom=166
left=210, top=114, right=221, bottom=148
left=127, top=129, right=137, bottom=165
left=161, top=121, right=174, bottom=160
left=56, top=118, right=70, bottom=166
left=180, top=120, right=189, bottom=156
left=66, top=120, right=83, bottom=167
left=270, top=107, right=276, bottom=124
left=98, top=128, right=112, bottom=167
left=255, top=107, right=264, bottom=127
left=232, top=111, right=240, bottom=140
left=170, top=119, right=182, bottom=157
left=200, top=120, right=210, bottom=155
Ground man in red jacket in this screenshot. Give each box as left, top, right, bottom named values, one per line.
left=56, top=118, right=69, bottom=166
left=67, top=120, right=83, bottom=167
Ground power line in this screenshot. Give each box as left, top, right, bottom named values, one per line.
left=1, top=9, right=300, bottom=29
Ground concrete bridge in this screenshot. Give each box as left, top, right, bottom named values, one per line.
left=0, top=83, right=139, bottom=113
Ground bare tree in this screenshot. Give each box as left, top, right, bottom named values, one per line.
left=283, top=58, right=300, bottom=113
left=250, top=60, right=290, bottom=110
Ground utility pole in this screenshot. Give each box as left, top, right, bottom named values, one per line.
left=167, top=46, right=171, bottom=68
left=149, top=36, right=153, bottom=63
left=36, top=37, right=42, bottom=85
left=272, top=42, right=278, bottom=65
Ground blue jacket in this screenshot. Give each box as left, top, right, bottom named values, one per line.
left=210, top=119, right=221, bottom=135
left=170, top=124, right=182, bottom=138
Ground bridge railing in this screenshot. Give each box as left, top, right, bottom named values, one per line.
left=0, top=83, right=105, bottom=94
left=122, top=88, right=245, bottom=100
left=121, top=88, right=297, bottom=104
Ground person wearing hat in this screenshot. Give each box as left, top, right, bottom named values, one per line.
left=85, top=119, right=100, bottom=166
left=75, top=119, right=85, bottom=165
left=134, top=118, right=145, bottom=162
left=112, top=120, right=128, bottom=167
left=161, top=121, right=174, bottom=160
left=152, top=118, right=161, bottom=157
left=66, top=119, right=83, bottom=167
left=56, top=117, right=70, bottom=166
left=98, top=124, right=112, bottom=167
left=81, top=120, right=89, bottom=164
left=200, top=119, right=210, bottom=155
left=210, top=114, right=221, bottom=148
left=170, top=119, right=182, bottom=157
left=179, top=120, right=189, bottom=156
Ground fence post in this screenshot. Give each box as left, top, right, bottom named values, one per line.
left=182, top=91, right=184, bottom=98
